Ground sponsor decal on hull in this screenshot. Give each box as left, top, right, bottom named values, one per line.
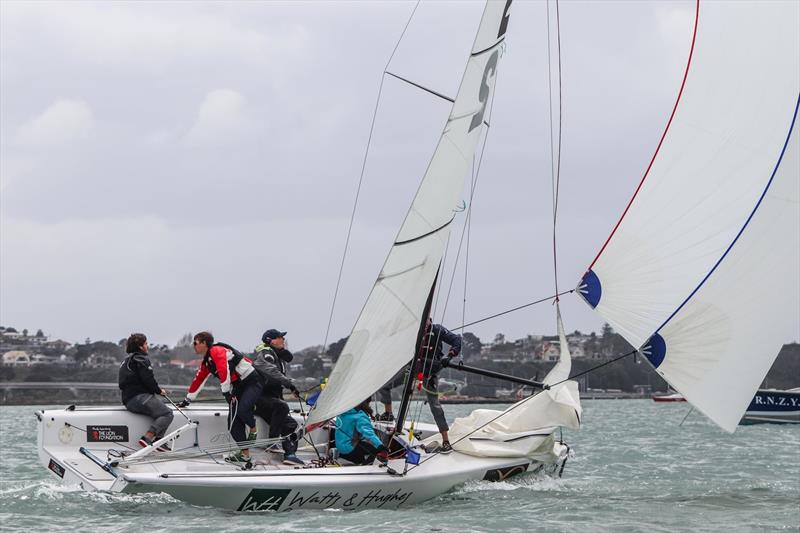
left=238, top=487, right=415, bottom=511
left=86, top=425, right=129, bottom=442
left=750, top=392, right=800, bottom=411
left=237, top=489, right=291, bottom=511
left=48, top=458, right=66, bottom=478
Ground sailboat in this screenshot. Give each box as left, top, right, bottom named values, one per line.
left=35, top=0, right=799, bottom=511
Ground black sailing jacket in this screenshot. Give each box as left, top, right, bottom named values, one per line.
left=118, top=351, right=161, bottom=404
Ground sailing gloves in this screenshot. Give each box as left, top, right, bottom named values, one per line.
left=440, top=349, right=459, bottom=368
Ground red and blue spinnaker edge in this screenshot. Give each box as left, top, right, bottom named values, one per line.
left=578, top=0, right=700, bottom=312
left=643, top=93, right=799, bottom=368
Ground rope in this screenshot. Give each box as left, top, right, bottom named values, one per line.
left=548, top=348, right=637, bottom=388
left=546, top=0, right=564, bottom=300
left=448, top=289, right=573, bottom=331
left=320, top=0, right=422, bottom=355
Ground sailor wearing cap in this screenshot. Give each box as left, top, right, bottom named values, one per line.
left=252, top=329, right=304, bottom=465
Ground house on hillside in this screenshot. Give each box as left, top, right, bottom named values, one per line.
left=2, top=350, right=31, bottom=365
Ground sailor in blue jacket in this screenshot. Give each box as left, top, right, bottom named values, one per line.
left=334, top=399, right=389, bottom=465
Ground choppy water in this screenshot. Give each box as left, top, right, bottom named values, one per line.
left=1, top=401, right=798, bottom=532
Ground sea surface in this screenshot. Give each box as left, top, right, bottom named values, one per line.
left=1, top=400, right=798, bottom=532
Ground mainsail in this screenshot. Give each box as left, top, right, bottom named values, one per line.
left=307, top=0, right=514, bottom=426
left=579, top=1, right=800, bottom=432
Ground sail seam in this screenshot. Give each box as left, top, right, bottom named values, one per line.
left=654, top=93, right=800, bottom=336
left=586, top=0, right=700, bottom=271
left=394, top=216, right=455, bottom=246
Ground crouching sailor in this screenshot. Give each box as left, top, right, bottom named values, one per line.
left=253, top=329, right=304, bottom=465
left=118, top=333, right=174, bottom=450
left=335, top=399, right=389, bottom=465
left=178, top=331, right=263, bottom=464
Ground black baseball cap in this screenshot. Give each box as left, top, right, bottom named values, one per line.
left=262, top=329, right=287, bottom=342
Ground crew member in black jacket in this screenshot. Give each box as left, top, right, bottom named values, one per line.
left=253, top=329, right=303, bottom=465
left=118, top=333, right=174, bottom=449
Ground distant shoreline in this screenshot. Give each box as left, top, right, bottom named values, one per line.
left=0, top=381, right=649, bottom=405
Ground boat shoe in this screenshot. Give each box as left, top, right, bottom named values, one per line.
left=225, top=451, right=251, bottom=464
left=283, top=454, right=304, bottom=466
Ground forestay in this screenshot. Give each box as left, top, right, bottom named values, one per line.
left=443, top=307, right=581, bottom=458
left=578, top=1, right=800, bottom=432
left=307, top=0, right=514, bottom=426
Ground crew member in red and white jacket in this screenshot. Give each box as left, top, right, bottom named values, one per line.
left=178, top=331, right=263, bottom=463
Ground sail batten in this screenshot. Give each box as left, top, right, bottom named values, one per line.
left=307, top=1, right=513, bottom=426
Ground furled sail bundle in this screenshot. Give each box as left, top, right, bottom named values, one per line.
left=579, top=1, right=800, bottom=432
left=444, top=307, right=581, bottom=459
left=308, top=1, right=513, bottom=426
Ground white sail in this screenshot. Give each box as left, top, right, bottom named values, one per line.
left=308, top=0, right=513, bottom=426
left=444, top=307, right=581, bottom=458
left=578, top=1, right=800, bottom=432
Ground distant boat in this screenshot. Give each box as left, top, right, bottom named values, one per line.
left=740, top=388, right=800, bottom=425
left=652, top=392, right=686, bottom=403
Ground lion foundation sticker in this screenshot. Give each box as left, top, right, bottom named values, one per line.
left=86, top=425, right=129, bottom=442
left=48, top=459, right=65, bottom=478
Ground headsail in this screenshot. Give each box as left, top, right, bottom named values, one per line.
left=307, top=0, right=513, bottom=426
left=442, top=306, right=581, bottom=458
left=579, top=1, right=800, bottom=432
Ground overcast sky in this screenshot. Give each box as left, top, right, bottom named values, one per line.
left=1, top=0, right=697, bottom=351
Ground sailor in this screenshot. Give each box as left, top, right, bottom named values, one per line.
left=376, top=317, right=461, bottom=452
left=118, top=333, right=174, bottom=450
left=177, top=331, right=262, bottom=463
left=252, top=329, right=304, bottom=466
left=335, top=398, right=389, bottom=465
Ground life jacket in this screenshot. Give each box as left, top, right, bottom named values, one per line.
left=202, top=342, right=244, bottom=379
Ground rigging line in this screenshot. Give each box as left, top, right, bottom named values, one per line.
left=461, top=154, right=477, bottom=339
left=552, top=0, right=564, bottom=298
left=587, top=0, right=700, bottom=271
left=546, top=0, right=564, bottom=300
left=450, top=289, right=574, bottom=330
left=549, top=348, right=637, bottom=388
left=546, top=0, right=557, bottom=294
left=320, top=0, right=422, bottom=354
left=385, top=71, right=455, bottom=103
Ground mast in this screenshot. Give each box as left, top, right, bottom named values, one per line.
left=394, top=270, right=439, bottom=434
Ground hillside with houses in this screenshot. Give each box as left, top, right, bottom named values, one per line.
left=1, top=324, right=797, bottom=405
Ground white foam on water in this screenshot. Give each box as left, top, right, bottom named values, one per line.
left=455, top=473, right=568, bottom=495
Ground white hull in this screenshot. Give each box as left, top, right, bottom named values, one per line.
left=37, top=404, right=569, bottom=511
